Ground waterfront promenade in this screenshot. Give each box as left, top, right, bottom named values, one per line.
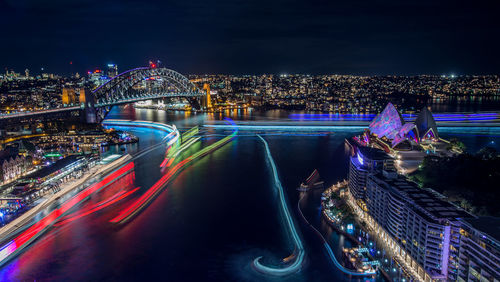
left=0, top=154, right=131, bottom=241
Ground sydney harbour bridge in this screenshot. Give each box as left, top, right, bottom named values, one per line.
left=0, top=66, right=206, bottom=128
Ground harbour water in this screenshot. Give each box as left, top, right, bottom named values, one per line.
left=0, top=106, right=498, bottom=281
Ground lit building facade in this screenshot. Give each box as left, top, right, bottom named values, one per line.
left=35, top=132, right=109, bottom=151
left=457, top=217, right=500, bottom=282
left=368, top=103, right=439, bottom=148
left=0, top=155, right=32, bottom=184
left=414, top=107, right=439, bottom=142
left=348, top=146, right=392, bottom=207
left=365, top=172, right=470, bottom=281
left=107, top=64, right=118, bottom=77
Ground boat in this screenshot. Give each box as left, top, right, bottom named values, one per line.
left=297, top=169, right=324, bottom=191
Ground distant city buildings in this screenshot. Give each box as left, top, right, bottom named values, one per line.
left=107, top=64, right=118, bottom=77
left=1, top=65, right=499, bottom=115
left=189, top=74, right=500, bottom=113
left=0, top=154, right=32, bottom=184
left=87, top=64, right=118, bottom=88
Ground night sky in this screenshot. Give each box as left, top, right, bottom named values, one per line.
left=1, top=0, right=499, bottom=75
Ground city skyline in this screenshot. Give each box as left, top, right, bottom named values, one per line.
left=1, top=0, right=499, bottom=75
left=0, top=1, right=499, bottom=281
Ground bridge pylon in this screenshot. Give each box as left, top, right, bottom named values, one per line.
left=82, top=89, right=98, bottom=123
left=202, top=83, right=212, bottom=109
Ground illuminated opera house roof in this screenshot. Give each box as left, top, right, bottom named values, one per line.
left=414, top=106, right=439, bottom=140
left=368, top=103, right=439, bottom=148
left=368, top=103, right=404, bottom=140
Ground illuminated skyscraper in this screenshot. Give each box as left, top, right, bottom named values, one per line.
left=107, top=64, right=118, bottom=77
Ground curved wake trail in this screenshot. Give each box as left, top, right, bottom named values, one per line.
left=252, top=135, right=305, bottom=276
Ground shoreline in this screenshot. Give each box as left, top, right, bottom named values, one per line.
left=0, top=154, right=131, bottom=243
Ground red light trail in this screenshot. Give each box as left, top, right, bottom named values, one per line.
left=0, top=161, right=135, bottom=266
left=110, top=158, right=191, bottom=224
left=110, top=119, right=238, bottom=225
left=55, top=187, right=139, bottom=226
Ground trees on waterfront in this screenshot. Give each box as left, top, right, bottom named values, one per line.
left=410, top=150, right=500, bottom=216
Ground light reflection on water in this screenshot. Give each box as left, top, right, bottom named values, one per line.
left=0, top=106, right=497, bottom=281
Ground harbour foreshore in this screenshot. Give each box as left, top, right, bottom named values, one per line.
left=0, top=154, right=131, bottom=241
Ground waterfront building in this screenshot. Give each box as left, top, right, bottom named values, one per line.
left=414, top=107, right=439, bottom=142
left=365, top=171, right=470, bottom=281
left=348, top=146, right=391, bottom=207
left=0, top=154, right=32, bottom=184
left=457, top=217, right=500, bottom=282
left=369, top=102, right=404, bottom=140
left=35, top=131, right=109, bottom=151
left=367, top=103, right=439, bottom=149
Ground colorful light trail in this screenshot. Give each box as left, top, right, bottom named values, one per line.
left=252, top=135, right=305, bottom=276
left=55, top=187, right=139, bottom=226
left=289, top=112, right=500, bottom=123
left=204, top=124, right=365, bottom=131
left=0, top=161, right=135, bottom=266
left=110, top=118, right=238, bottom=225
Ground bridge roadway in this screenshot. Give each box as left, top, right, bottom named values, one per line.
left=0, top=65, right=204, bottom=122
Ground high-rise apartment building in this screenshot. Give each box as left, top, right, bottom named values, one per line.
left=457, top=217, right=500, bottom=282
left=365, top=171, right=470, bottom=281
left=348, top=146, right=391, bottom=206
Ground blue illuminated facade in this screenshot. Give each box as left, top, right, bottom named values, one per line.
left=348, top=146, right=390, bottom=202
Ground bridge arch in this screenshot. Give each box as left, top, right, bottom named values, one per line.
left=91, top=67, right=203, bottom=106
left=0, top=66, right=205, bottom=126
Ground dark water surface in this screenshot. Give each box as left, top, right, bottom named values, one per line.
left=0, top=107, right=497, bottom=281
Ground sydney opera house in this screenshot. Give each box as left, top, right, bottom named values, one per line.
left=363, top=103, right=439, bottom=150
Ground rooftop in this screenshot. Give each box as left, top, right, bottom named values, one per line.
left=371, top=172, right=471, bottom=223
left=462, top=216, right=500, bottom=243
left=358, top=146, right=390, bottom=161
left=24, top=155, right=83, bottom=180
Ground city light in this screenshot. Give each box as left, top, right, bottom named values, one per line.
left=0, top=161, right=135, bottom=266
left=1, top=1, right=500, bottom=280
left=357, top=152, right=364, bottom=165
